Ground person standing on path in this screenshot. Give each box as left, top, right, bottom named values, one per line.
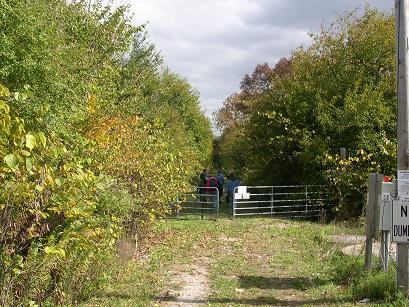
left=226, top=174, right=235, bottom=210
left=225, top=175, right=231, bottom=204
left=199, top=169, right=208, bottom=186
left=206, top=176, right=219, bottom=208
left=216, top=170, right=224, bottom=201
left=199, top=169, right=208, bottom=203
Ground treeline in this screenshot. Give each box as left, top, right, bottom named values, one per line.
left=215, top=7, right=395, bottom=218
left=0, top=0, right=212, bottom=305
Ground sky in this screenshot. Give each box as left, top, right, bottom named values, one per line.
left=114, top=0, right=393, bottom=126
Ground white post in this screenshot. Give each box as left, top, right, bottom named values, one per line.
left=232, top=187, right=237, bottom=218
left=396, top=0, right=409, bottom=292
left=270, top=187, right=274, bottom=217
left=305, top=186, right=308, bottom=213
left=216, top=187, right=219, bottom=219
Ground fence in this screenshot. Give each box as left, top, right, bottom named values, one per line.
left=232, top=185, right=332, bottom=219
left=168, top=186, right=219, bottom=219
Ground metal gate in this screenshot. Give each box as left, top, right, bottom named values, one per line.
left=168, top=187, right=219, bottom=219
left=232, top=185, right=331, bottom=219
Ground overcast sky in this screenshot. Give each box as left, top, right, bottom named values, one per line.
left=115, top=0, right=393, bottom=125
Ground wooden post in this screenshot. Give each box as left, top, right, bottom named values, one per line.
left=380, top=230, right=390, bottom=272
left=396, top=0, right=409, bottom=292
left=374, top=174, right=384, bottom=240
left=365, top=173, right=377, bottom=270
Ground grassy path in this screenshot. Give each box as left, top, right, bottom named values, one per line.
left=83, top=216, right=368, bottom=306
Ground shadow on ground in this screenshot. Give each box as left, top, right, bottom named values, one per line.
left=156, top=274, right=341, bottom=306
left=156, top=296, right=346, bottom=306
left=238, top=275, right=327, bottom=290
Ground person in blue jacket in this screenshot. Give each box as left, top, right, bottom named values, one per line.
left=226, top=174, right=235, bottom=209
left=216, top=170, right=224, bottom=200
left=226, top=174, right=241, bottom=211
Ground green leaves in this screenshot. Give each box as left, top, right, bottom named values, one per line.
left=38, top=132, right=46, bottom=147
left=4, top=154, right=18, bottom=168
left=25, top=157, right=33, bottom=172
left=23, top=132, right=46, bottom=151
left=25, top=134, right=36, bottom=150
left=0, top=0, right=212, bottom=303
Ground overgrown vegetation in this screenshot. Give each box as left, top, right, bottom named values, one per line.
left=0, top=0, right=212, bottom=305
left=84, top=216, right=406, bottom=306
left=327, top=252, right=396, bottom=302
left=214, top=7, right=395, bottom=218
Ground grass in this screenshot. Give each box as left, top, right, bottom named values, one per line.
left=81, top=204, right=407, bottom=306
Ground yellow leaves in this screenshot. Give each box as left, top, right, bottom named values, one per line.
left=44, top=246, right=66, bottom=258
left=0, top=84, right=10, bottom=97
left=73, top=169, right=86, bottom=181
left=86, top=95, right=97, bottom=114
left=65, top=207, right=92, bottom=218
left=25, top=133, right=37, bottom=151
left=55, top=178, right=65, bottom=186
left=87, top=115, right=139, bottom=143
left=45, top=173, right=54, bottom=186
left=38, top=132, right=46, bottom=147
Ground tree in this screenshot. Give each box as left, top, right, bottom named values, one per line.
left=216, top=7, right=396, bottom=217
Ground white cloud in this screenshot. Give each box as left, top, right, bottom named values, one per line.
left=114, top=0, right=393, bottom=131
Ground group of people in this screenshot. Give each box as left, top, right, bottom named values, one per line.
left=198, top=169, right=240, bottom=208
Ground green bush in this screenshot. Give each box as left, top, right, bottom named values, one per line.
left=0, top=0, right=213, bottom=304
left=351, top=270, right=396, bottom=302
left=0, top=90, right=133, bottom=305
left=327, top=252, right=366, bottom=285
left=327, top=252, right=397, bottom=302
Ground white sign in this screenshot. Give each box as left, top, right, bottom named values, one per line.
left=398, top=170, right=409, bottom=197
left=238, top=186, right=247, bottom=194
left=379, top=181, right=396, bottom=231
left=243, top=193, right=250, bottom=200
left=392, top=199, right=409, bottom=242
left=234, top=193, right=242, bottom=200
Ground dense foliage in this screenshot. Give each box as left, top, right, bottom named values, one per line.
left=215, top=8, right=395, bottom=218
left=0, top=0, right=212, bottom=305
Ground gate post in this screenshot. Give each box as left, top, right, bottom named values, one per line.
left=216, top=187, right=219, bottom=219
left=176, top=195, right=180, bottom=219
left=201, top=189, right=204, bottom=220
left=305, top=186, right=308, bottom=213
left=270, top=187, right=274, bottom=217
left=232, top=187, right=237, bottom=218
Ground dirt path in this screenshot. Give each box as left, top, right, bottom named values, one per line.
left=154, top=219, right=356, bottom=306
left=157, top=260, right=210, bottom=306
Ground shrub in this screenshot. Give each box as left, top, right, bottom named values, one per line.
left=326, top=252, right=397, bottom=302
left=327, top=252, right=366, bottom=285
left=0, top=0, right=213, bottom=304
left=351, top=270, right=396, bottom=302
left=0, top=88, right=132, bottom=305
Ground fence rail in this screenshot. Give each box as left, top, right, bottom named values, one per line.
left=232, top=185, right=333, bottom=219
left=167, top=187, right=219, bottom=219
